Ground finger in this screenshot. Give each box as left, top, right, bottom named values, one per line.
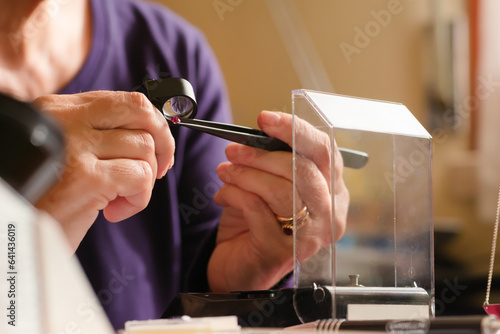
left=258, top=111, right=347, bottom=239
left=214, top=184, right=290, bottom=245
left=294, top=155, right=332, bottom=225
left=86, top=92, right=175, bottom=177
left=217, top=161, right=302, bottom=217
left=293, top=154, right=346, bottom=242
left=84, top=128, right=159, bottom=181
left=37, top=90, right=143, bottom=106
left=224, top=142, right=330, bottom=203
left=222, top=143, right=327, bottom=217
left=42, top=91, right=175, bottom=178
left=219, top=146, right=336, bottom=239
left=104, top=193, right=150, bottom=223
left=83, top=92, right=164, bottom=130
left=234, top=148, right=333, bottom=240
left=93, top=158, right=155, bottom=222
left=257, top=110, right=338, bottom=182
left=224, top=143, right=293, bottom=180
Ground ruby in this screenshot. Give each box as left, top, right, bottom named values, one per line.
left=484, top=304, right=500, bottom=316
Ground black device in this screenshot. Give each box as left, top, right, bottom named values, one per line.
left=0, top=93, right=65, bottom=203
left=162, top=285, right=430, bottom=328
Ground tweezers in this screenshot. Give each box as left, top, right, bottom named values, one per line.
left=172, top=117, right=291, bottom=151
left=170, top=117, right=368, bottom=169
left=137, top=78, right=368, bottom=169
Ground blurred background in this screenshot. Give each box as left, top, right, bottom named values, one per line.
left=157, top=0, right=500, bottom=316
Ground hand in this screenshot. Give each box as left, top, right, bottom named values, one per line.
left=33, top=91, right=175, bottom=252
left=208, top=111, right=349, bottom=292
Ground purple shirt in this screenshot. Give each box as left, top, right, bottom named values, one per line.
left=59, top=0, right=232, bottom=329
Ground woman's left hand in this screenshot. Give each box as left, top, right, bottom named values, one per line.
left=208, top=111, right=349, bottom=292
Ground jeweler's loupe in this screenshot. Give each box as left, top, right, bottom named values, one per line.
left=137, top=78, right=197, bottom=119
left=137, top=78, right=368, bottom=169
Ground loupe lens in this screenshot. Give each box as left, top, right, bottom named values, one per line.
left=163, top=96, right=194, bottom=118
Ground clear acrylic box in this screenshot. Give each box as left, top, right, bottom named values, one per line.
left=292, top=90, right=434, bottom=321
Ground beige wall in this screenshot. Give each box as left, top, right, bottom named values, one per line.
left=158, top=0, right=430, bottom=128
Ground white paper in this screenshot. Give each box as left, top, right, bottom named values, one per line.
left=0, top=178, right=114, bottom=334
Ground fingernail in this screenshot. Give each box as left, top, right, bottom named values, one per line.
left=262, top=111, right=281, bottom=127
left=226, top=143, right=253, bottom=161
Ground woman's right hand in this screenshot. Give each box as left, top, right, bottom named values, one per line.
left=33, top=91, right=175, bottom=252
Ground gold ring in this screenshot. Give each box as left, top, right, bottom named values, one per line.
left=276, top=206, right=309, bottom=235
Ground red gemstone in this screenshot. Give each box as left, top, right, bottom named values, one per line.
left=484, top=304, right=500, bottom=316
left=171, top=116, right=180, bottom=124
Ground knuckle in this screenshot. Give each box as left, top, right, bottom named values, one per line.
left=129, top=92, right=155, bottom=118
left=272, top=182, right=293, bottom=205
left=227, top=164, right=246, bottom=178
left=69, top=157, right=104, bottom=192
left=102, top=160, right=153, bottom=198
left=67, top=135, right=93, bottom=157
left=136, top=131, right=155, bottom=155
left=296, top=157, right=316, bottom=180
left=65, top=147, right=90, bottom=170
left=133, top=160, right=154, bottom=181
left=219, top=164, right=246, bottom=184
left=244, top=193, right=267, bottom=212
left=129, top=91, right=149, bottom=108
left=129, top=92, right=164, bottom=128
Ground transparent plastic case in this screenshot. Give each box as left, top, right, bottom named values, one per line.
left=292, top=90, right=434, bottom=321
